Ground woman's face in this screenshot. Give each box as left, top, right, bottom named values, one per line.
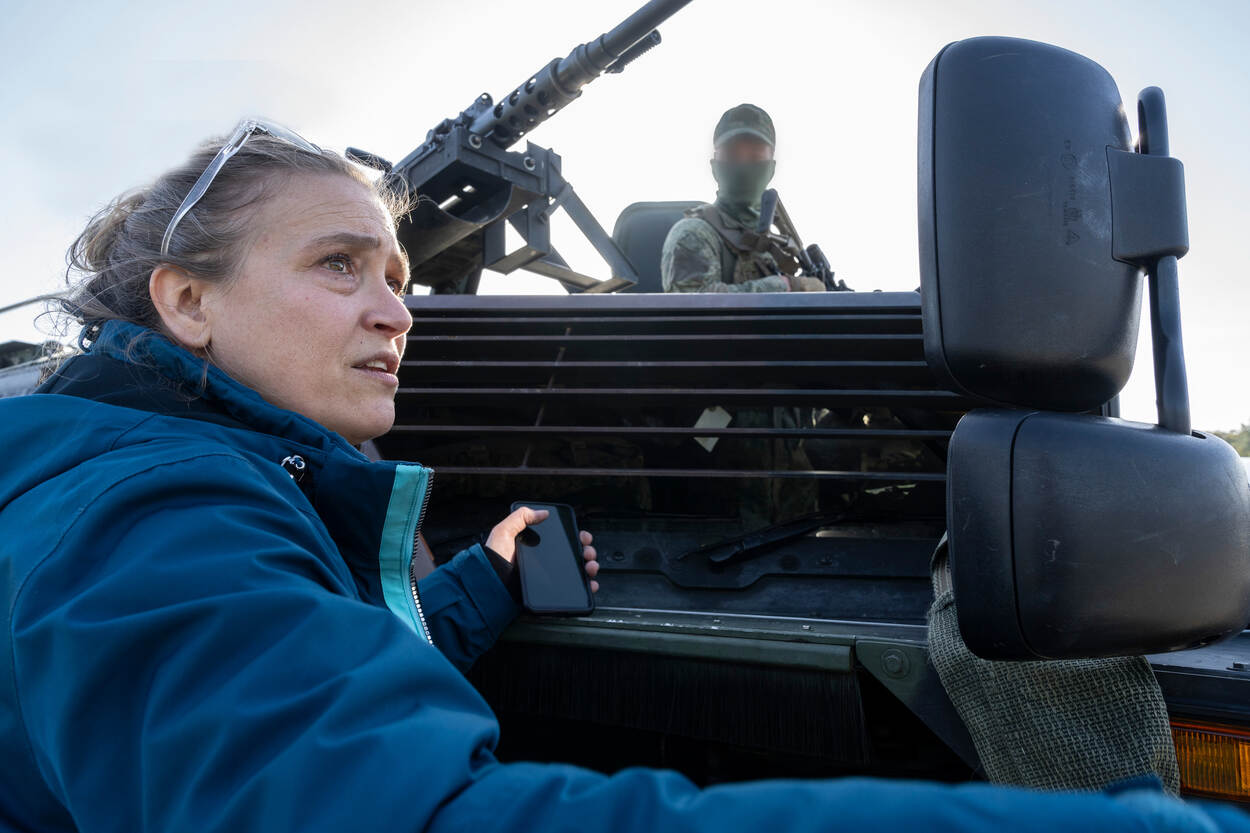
left=200, top=173, right=412, bottom=445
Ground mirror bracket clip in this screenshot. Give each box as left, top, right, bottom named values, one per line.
left=1107, top=148, right=1189, bottom=266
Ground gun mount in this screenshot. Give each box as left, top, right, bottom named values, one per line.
left=366, top=0, right=693, bottom=295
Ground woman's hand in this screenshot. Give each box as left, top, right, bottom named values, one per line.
left=485, top=506, right=600, bottom=593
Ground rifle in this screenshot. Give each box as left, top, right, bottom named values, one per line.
left=348, top=0, right=694, bottom=294
left=754, top=188, right=850, bottom=291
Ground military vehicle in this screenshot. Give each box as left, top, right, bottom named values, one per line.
left=5, top=0, right=1250, bottom=806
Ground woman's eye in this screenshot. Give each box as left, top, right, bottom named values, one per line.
left=323, top=253, right=353, bottom=274
left=387, top=278, right=406, bottom=296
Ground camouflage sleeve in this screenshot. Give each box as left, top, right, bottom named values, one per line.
left=660, top=218, right=791, bottom=293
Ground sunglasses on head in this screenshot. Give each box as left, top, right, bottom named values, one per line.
left=160, top=118, right=322, bottom=258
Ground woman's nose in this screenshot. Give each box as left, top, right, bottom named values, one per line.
left=368, top=283, right=413, bottom=336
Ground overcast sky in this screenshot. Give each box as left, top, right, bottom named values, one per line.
left=2, top=0, right=1247, bottom=429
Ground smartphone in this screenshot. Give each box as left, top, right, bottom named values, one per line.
left=511, top=501, right=594, bottom=616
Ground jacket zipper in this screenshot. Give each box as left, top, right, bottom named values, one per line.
left=408, top=469, right=435, bottom=646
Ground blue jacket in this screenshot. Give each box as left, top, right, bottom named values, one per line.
left=0, top=320, right=1244, bottom=833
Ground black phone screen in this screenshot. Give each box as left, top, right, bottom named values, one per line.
left=513, top=502, right=592, bottom=615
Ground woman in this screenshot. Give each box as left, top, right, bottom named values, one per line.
left=0, top=120, right=1240, bottom=833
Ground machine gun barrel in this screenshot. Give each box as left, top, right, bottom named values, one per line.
left=598, top=0, right=690, bottom=60
left=469, top=0, right=692, bottom=147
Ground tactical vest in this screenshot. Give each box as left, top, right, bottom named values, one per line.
left=685, top=203, right=802, bottom=286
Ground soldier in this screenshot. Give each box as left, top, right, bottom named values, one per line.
left=661, top=103, right=827, bottom=294
left=659, top=105, right=824, bottom=526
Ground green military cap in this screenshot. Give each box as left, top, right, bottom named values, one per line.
left=713, top=103, right=775, bottom=148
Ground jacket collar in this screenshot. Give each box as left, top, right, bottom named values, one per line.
left=39, top=320, right=434, bottom=642
left=55, top=320, right=361, bottom=457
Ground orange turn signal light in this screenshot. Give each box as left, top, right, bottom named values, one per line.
left=1172, top=719, right=1250, bottom=803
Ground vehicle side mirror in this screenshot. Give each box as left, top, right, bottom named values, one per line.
left=919, top=37, right=1183, bottom=412
left=925, top=38, right=1250, bottom=659
left=948, top=409, right=1250, bottom=660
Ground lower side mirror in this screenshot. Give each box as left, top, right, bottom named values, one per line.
left=948, top=409, right=1250, bottom=660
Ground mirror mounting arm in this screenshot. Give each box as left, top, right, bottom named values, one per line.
left=1108, top=87, right=1191, bottom=435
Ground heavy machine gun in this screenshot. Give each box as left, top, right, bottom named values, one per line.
left=349, top=0, right=693, bottom=294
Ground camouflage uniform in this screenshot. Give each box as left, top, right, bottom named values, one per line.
left=661, top=207, right=792, bottom=293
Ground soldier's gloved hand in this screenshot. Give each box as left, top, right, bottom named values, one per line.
left=787, top=275, right=827, bottom=292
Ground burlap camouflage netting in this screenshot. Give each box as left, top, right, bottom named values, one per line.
left=927, top=537, right=1180, bottom=794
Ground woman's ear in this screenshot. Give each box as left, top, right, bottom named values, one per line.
left=149, top=265, right=212, bottom=350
